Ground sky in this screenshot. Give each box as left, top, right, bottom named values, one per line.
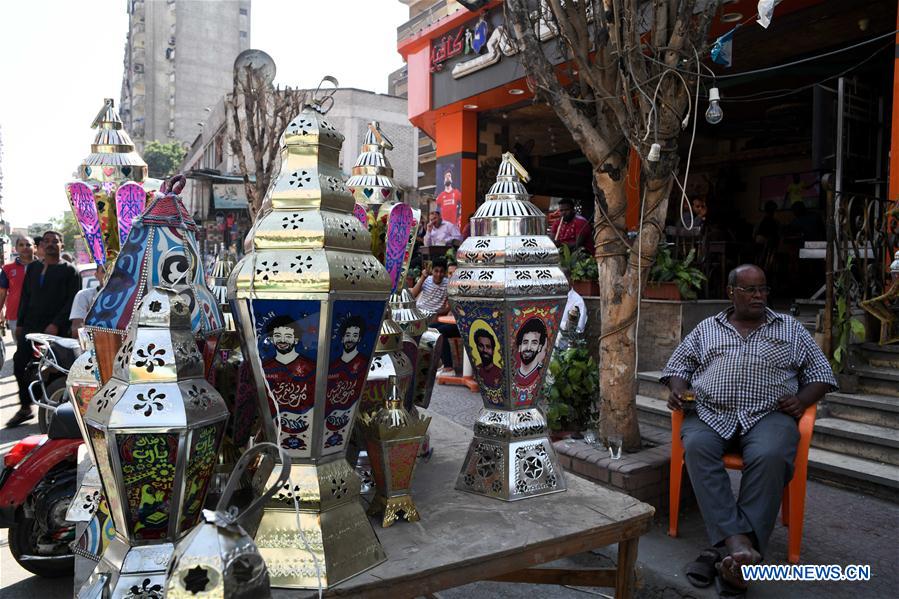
left=0, top=0, right=409, bottom=231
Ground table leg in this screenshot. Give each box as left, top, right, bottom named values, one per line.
left=615, top=537, right=639, bottom=599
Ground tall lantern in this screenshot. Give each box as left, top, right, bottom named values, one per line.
left=79, top=288, right=229, bottom=598
left=448, top=152, right=569, bottom=501
left=227, top=97, right=390, bottom=589
left=85, top=178, right=224, bottom=384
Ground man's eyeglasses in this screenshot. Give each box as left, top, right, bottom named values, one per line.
left=733, top=285, right=771, bottom=296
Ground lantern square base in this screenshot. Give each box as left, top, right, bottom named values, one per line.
left=254, top=498, right=386, bottom=589
left=456, top=433, right=567, bottom=501
left=77, top=538, right=173, bottom=599
left=367, top=493, right=421, bottom=528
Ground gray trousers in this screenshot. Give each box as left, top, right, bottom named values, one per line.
left=682, top=410, right=799, bottom=556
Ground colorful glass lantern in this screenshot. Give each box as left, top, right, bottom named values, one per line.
left=448, top=152, right=569, bottom=501
left=227, top=97, right=389, bottom=589
left=165, top=443, right=289, bottom=599
left=79, top=288, right=229, bottom=598
left=360, top=378, right=430, bottom=527
left=66, top=98, right=148, bottom=267
left=85, top=177, right=224, bottom=384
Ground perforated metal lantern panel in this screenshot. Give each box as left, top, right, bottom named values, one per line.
left=448, top=153, right=568, bottom=501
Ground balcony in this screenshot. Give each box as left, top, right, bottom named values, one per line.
left=397, top=0, right=464, bottom=44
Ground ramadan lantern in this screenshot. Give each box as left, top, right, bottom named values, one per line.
left=66, top=98, right=148, bottom=267
left=85, top=176, right=224, bottom=384
left=227, top=94, right=389, bottom=588
left=359, top=377, right=430, bottom=527
left=448, top=152, right=568, bottom=501
left=165, top=443, right=289, bottom=599
left=79, top=288, right=230, bottom=598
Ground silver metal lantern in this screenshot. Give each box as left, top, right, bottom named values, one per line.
left=79, top=288, right=230, bottom=598
left=448, top=152, right=568, bottom=501
left=227, top=94, right=389, bottom=589
left=165, top=443, right=290, bottom=599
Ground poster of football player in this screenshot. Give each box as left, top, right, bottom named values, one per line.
left=452, top=301, right=507, bottom=407
left=468, top=319, right=504, bottom=405
left=435, top=158, right=462, bottom=226
left=252, top=299, right=320, bottom=457
left=510, top=302, right=563, bottom=408
left=322, top=299, right=385, bottom=454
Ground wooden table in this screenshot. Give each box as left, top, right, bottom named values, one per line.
left=278, top=413, right=655, bottom=598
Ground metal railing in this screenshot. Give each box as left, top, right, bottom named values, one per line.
left=834, top=190, right=897, bottom=302
left=397, top=0, right=452, bottom=43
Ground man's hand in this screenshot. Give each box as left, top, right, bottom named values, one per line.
left=667, top=376, right=689, bottom=411
left=44, top=323, right=59, bottom=336
left=777, top=394, right=806, bottom=419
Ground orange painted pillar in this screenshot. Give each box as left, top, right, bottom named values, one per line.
left=887, top=2, right=899, bottom=265
left=625, top=148, right=641, bottom=230
left=434, top=110, right=478, bottom=230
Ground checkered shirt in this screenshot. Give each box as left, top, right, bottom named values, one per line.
left=661, top=308, right=836, bottom=439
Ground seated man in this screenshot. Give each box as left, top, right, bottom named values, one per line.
left=423, top=210, right=463, bottom=248
left=411, top=258, right=457, bottom=373
left=550, top=198, right=593, bottom=255
left=661, top=264, right=835, bottom=592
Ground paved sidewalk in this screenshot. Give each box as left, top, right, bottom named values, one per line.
left=426, top=382, right=898, bottom=598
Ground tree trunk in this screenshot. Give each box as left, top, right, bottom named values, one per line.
left=593, top=162, right=672, bottom=452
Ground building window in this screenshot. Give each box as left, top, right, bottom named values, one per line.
left=239, top=31, right=248, bottom=38
left=239, top=7, right=248, bottom=15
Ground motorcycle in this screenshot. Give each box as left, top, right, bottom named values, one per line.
left=25, top=333, right=80, bottom=433
left=0, top=401, right=82, bottom=577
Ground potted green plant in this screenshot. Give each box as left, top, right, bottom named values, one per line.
left=544, top=338, right=599, bottom=438
left=831, top=257, right=866, bottom=392
left=645, top=245, right=706, bottom=300
left=559, top=246, right=599, bottom=296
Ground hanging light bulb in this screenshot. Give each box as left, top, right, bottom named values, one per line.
left=705, top=87, right=724, bottom=125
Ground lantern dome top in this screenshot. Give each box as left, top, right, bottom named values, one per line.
left=80, top=98, right=147, bottom=177
left=471, top=152, right=545, bottom=236
left=280, top=103, right=344, bottom=152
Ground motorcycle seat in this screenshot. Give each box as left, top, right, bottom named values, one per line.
left=48, top=403, right=83, bottom=440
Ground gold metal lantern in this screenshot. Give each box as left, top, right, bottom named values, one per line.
left=359, top=378, right=430, bottom=527
left=448, top=152, right=568, bottom=501
left=79, top=288, right=230, bottom=598
left=227, top=93, right=390, bottom=589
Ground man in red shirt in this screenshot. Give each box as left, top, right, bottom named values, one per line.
left=326, top=316, right=369, bottom=407
left=514, top=318, right=548, bottom=405
left=550, top=198, right=594, bottom=255
left=436, top=169, right=462, bottom=226
left=0, top=237, right=35, bottom=333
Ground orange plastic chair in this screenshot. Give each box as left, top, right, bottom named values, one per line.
left=668, top=404, right=816, bottom=564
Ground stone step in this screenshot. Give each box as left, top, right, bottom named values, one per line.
left=812, top=417, right=899, bottom=466
left=636, top=394, right=672, bottom=431
left=857, top=342, right=899, bottom=370
left=807, top=447, right=899, bottom=503
left=825, top=392, right=899, bottom=429
left=852, top=365, right=899, bottom=398
left=637, top=371, right=668, bottom=401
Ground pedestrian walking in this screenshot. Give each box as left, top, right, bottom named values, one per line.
left=0, top=237, right=36, bottom=334
left=7, top=231, right=81, bottom=427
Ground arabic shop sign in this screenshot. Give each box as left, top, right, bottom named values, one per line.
left=430, top=15, right=490, bottom=73
left=212, top=183, right=249, bottom=209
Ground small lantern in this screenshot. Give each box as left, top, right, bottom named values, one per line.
left=165, top=443, right=289, bottom=599
left=79, top=288, right=229, bottom=598
left=448, top=152, right=568, bottom=501
left=360, top=377, right=431, bottom=527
